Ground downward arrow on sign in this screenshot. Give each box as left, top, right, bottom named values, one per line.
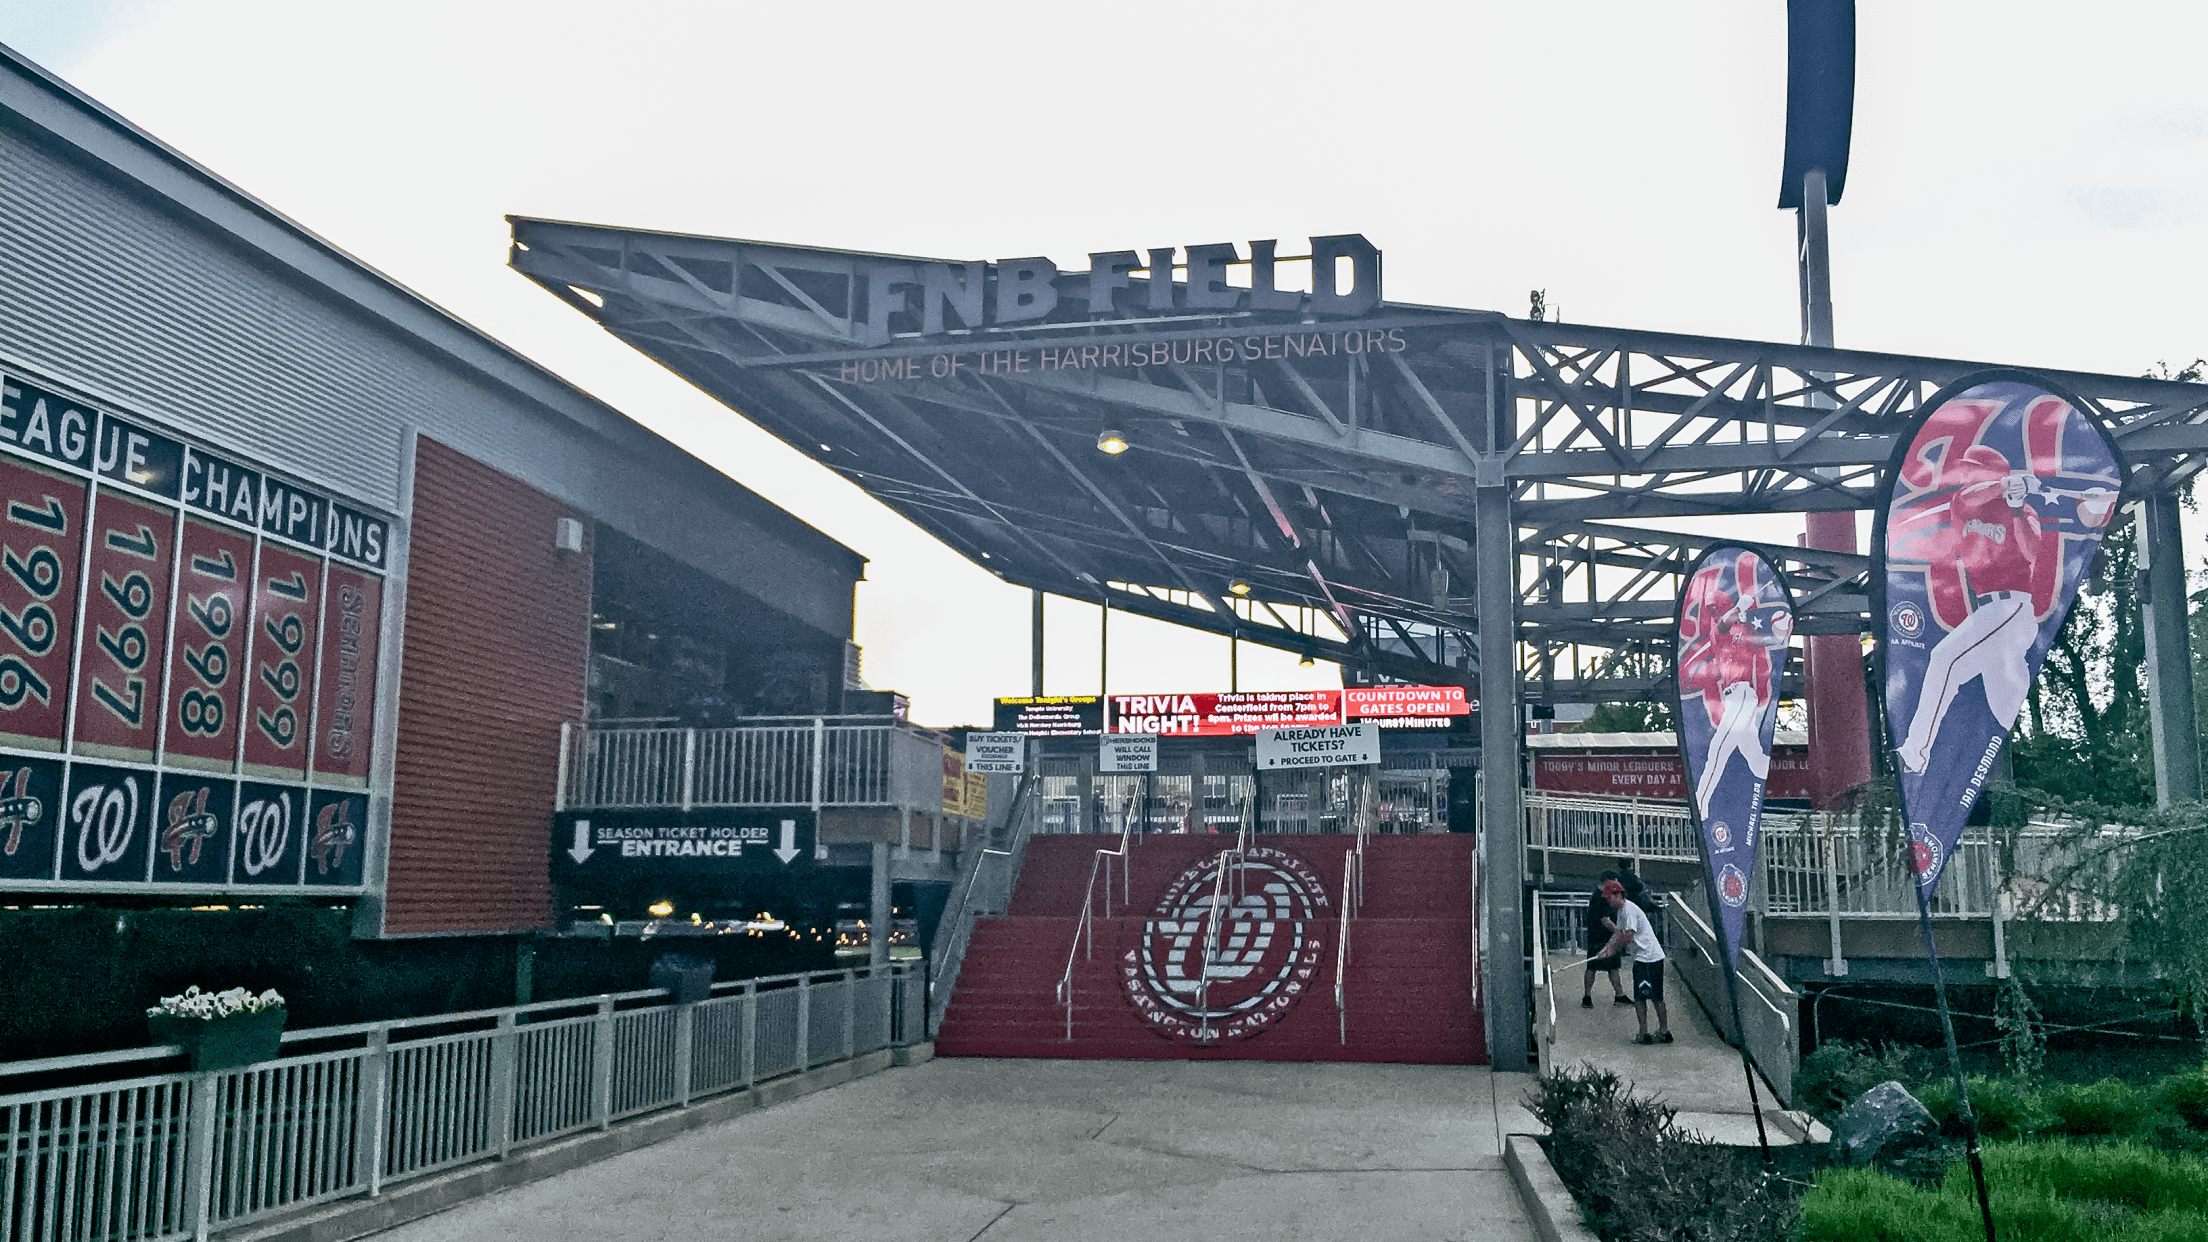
left=567, top=820, right=595, bottom=864
left=773, top=819, right=800, bottom=864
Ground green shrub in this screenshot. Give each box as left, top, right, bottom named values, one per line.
left=1918, top=1075, right=2045, bottom=1142
left=1797, top=1039, right=1942, bottom=1122
left=2045, top=1078, right=2151, bottom=1138
left=1527, top=1065, right=1797, bottom=1242
left=2158, top=1066, right=2208, bottom=1132
left=1801, top=1142, right=2208, bottom=1242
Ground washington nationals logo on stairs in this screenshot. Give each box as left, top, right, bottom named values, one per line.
left=1120, top=847, right=1330, bottom=1042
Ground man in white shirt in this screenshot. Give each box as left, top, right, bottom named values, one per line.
left=1592, top=879, right=1671, bottom=1045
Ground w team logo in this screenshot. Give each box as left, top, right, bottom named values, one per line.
left=1891, top=600, right=1926, bottom=640
left=1120, top=847, right=1329, bottom=1042
left=1718, top=863, right=1749, bottom=908
left=1908, top=823, right=1943, bottom=889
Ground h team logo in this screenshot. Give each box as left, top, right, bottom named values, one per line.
left=1890, top=601, right=1926, bottom=640
left=162, top=786, right=219, bottom=871
left=1718, top=863, right=1749, bottom=908
left=0, top=768, right=43, bottom=856
left=1908, top=824, right=1943, bottom=889
left=1120, top=847, right=1329, bottom=1042
left=311, top=801, right=358, bottom=876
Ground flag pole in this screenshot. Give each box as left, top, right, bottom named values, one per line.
left=1714, top=918, right=1772, bottom=1161
left=1914, top=874, right=1997, bottom=1242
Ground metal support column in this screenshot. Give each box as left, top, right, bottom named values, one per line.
left=2141, top=492, right=2203, bottom=804
left=870, top=840, right=892, bottom=967
left=1099, top=594, right=1110, bottom=701
left=1031, top=588, right=1045, bottom=697
left=1476, top=478, right=1528, bottom=1070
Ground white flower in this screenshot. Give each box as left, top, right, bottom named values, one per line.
left=147, top=984, right=286, bottom=1019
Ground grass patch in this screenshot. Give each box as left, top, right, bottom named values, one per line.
left=1801, top=1142, right=2208, bottom=1242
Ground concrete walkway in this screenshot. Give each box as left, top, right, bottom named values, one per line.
left=369, top=1058, right=1544, bottom=1242
left=1545, top=950, right=1796, bottom=1146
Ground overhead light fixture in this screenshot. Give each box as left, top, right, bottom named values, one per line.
left=647, top=899, right=675, bottom=919
left=1229, top=580, right=1251, bottom=596
left=1298, top=650, right=1316, bottom=668
left=1096, top=429, right=1129, bottom=455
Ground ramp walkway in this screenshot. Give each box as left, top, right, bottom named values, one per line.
left=365, top=1057, right=1541, bottom=1242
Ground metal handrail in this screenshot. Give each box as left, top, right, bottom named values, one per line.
left=1335, top=849, right=1354, bottom=1044
left=1054, top=808, right=1139, bottom=1039
left=928, top=773, right=1040, bottom=1034
left=0, top=961, right=926, bottom=1241
left=1194, top=845, right=1244, bottom=1036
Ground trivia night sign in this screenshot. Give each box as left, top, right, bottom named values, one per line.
left=1673, top=547, right=1794, bottom=965
left=1875, top=372, right=2123, bottom=900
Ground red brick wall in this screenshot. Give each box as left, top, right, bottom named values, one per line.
left=382, top=437, right=590, bottom=933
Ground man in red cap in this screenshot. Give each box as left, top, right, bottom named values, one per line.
left=1591, top=878, right=1670, bottom=1044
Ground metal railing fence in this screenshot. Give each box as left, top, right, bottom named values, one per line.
left=1522, top=793, right=1703, bottom=865
left=1663, top=900, right=1798, bottom=1107
left=928, top=774, right=1040, bottom=1035
left=0, top=962, right=923, bottom=1242
left=558, top=717, right=948, bottom=812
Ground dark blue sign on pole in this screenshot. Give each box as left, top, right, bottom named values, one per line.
left=1673, top=547, right=1794, bottom=967
left=1876, top=372, right=2124, bottom=892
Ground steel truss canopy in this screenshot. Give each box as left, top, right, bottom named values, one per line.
left=509, top=218, right=2208, bottom=704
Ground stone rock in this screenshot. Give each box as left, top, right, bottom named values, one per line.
left=1828, top=1080, right=1936, bottom=1166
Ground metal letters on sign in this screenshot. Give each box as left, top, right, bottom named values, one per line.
left=1672, top=547, right=1794, bottom=966
left=0, top=459, right=86, bottom=749
left=1254, top=723, right=1380, bottom=770
left=551, top=808, right=816, bottom=886
left=964, top=731, right=1024, bottom=774
left=1876, top=372, right=2124, bottom=895
left=73, top=493, right=174, bottom=762
left=1099, top=733, right=1158, bottom=773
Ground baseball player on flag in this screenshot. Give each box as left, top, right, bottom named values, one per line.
left=1876, top=370, right=2126, bottom=1241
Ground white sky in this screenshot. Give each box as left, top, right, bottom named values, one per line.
left=7, top=2, right=2206, bottom=727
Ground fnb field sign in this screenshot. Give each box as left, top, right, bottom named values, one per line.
left=1255, top=723, right=1379, bottom=770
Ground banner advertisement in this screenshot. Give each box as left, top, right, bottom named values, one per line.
left=73, top=493, right=175, bottom=762
left=162, top=518, right=255, bottom=771
left=964, top=731, right=1025, bottom=773
left=1876, top=373, right=2123, bottom=896
left=1112, top=690, right=1338, bottom=735
left=551, top=808, right=816, bottom=890
left=962, top=770, right=989, bottom=822
left=992, top=695, right=1103, bottom=735
left=313, top=568, right=381, bottom=785
left=242, top=546, right=321, bottom=780
left=1254, top=723, right=1380, bottom=770
left=1343, top=684, right=1474, bottom=731
left=1099, top=733, right=1158, bottom=773
left=941, top=748, right=966, bottom=816
left=0, top=460, right=85, bottom=751
left=1673, top=546, right=1794, bottom=965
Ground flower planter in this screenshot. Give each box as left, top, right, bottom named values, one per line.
left=650, top=954, right=715, bottom=1004
left=148, top=1008, right=286, bottom=1072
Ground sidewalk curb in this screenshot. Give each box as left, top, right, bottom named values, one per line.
left=1505, top=1134, right=1601, bottom=1242
left=216, top=1043, right=930, bottom=1242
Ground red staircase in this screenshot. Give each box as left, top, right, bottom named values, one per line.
left=934, top=834, right=1485, bottom=1064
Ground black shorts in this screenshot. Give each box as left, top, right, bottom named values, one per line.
left=1585, top=939, right=1615, bottom=968
left=1633, top=960, right=1665, bottom=1003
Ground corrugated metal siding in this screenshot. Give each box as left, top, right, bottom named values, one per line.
left=384, top=437, right=589, bottom=934
left=0, top=125, right=859, bottom=640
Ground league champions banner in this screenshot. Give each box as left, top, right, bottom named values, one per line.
left=1673, top=547, right=1793, bottom=967
left=1877, top=371, right=2124, bottom=897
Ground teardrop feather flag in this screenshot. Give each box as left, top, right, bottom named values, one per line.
left=1875, top=371, right=2124, bottom=894
left=1673, top=546, right=1794, bottom=968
